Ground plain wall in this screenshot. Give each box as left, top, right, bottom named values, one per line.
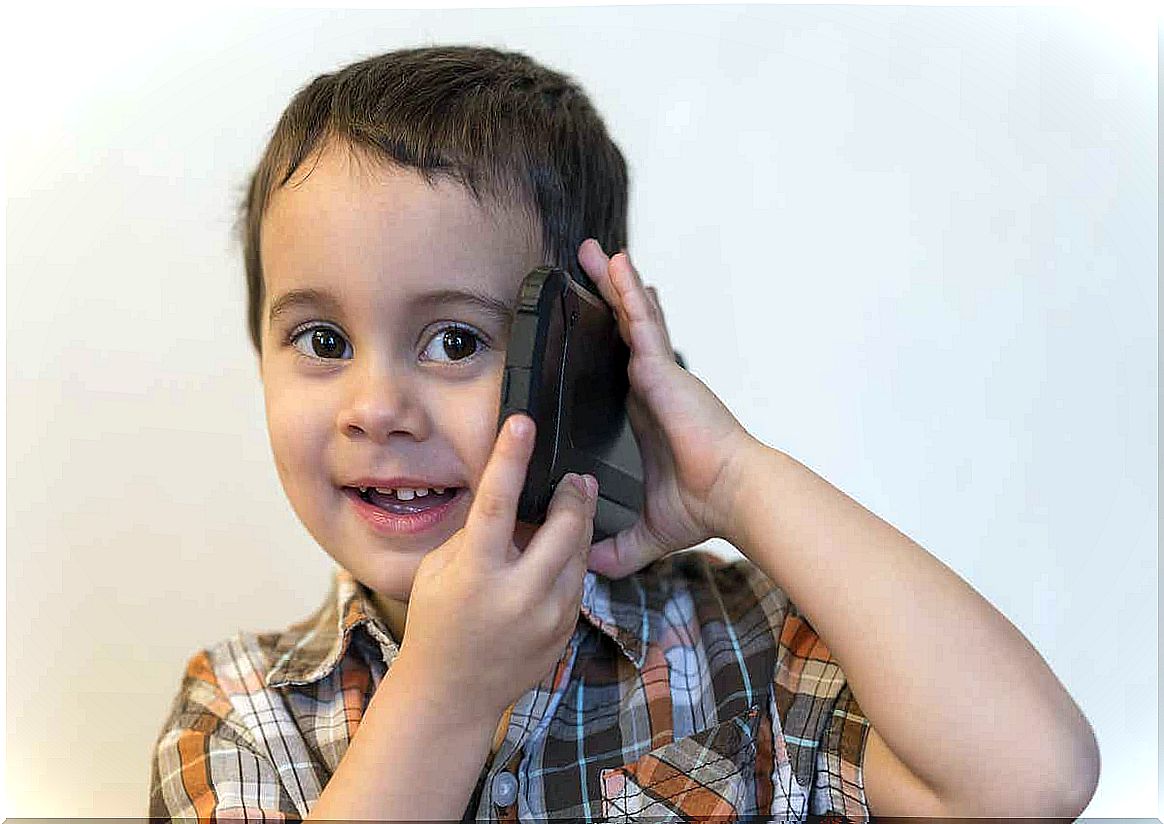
left=5, top=4, right=1158, bottom=817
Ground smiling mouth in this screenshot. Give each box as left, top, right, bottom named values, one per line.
left=349, top=486, right=462, bottom=515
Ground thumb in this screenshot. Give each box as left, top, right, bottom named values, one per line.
left=586, top=520, right=658, bottom=579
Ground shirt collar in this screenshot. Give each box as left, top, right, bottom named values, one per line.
left=265, top=566, right=396, bottom=689
left=266, top=564, right=658, bottom=689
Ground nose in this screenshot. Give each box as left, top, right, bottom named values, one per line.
left=336, top=356, right=425, bottom=444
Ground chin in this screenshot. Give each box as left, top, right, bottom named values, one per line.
left=328, top=542, right=419, bottom=591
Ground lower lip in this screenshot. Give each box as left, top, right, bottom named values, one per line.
left=344, top=487, right=465, bottom=536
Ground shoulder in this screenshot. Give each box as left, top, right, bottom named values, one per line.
left=193, top=626, right=291, bottom=692
left=157, top=628, right=291, bottom=738
left=149, top=623, right=322, bottom=787
left=153, top=570, right=353, bottom=742
left=156, top=587, right=333, bottom=730
left=149, top=626, right=328, bottom=820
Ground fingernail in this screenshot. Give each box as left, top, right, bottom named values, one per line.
left=582, top=474, right=598, bottom=499
left=509, top=415, right=530, bottom=438
left=568, top=473, right=590, bottom=497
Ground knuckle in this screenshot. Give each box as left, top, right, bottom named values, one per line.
left=495, top=578, right=527, bottom=614
left=549, top=601, right=568, bottom=634
left=536, top=600, right=561, bottom=635
left=508, top=582, right=537, bottom=616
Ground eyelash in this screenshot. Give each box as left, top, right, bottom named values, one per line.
left=284, top=322, right=490, bottom=366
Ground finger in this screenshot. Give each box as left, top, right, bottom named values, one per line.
left=549, top=541, right=589, bottom=629
left=579, top=239, right=672, bottom=364
left=517, top=472, right=597, bottom=591
left=578, top=238, right=620, bottom=315
left=466, top=413, right=536, bottom=560
left=586, top=517, right=657, bottom=580
left=644, top=285, right=675, bottom=355
left=645, top=285, right=661, bottom=319
left=578, top=239, right=639, bottom=339
left=604, top=251, right=674, bottom=363
left=550, top=502, right=592, bottom=600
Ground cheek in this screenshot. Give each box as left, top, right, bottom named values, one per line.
left=440, top=373, right=506, bottom=487
left=263, top=387, right=328, bottom=482
left=457, top=401, right=501, bottom=482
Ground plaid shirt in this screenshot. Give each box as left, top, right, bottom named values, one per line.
left=149, top=550, right=871, bottom=821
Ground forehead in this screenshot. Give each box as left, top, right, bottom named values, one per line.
left=259, top=140, right=542, bottom=315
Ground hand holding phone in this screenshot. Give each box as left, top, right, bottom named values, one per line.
left=397, top=413, right=597, bottom=722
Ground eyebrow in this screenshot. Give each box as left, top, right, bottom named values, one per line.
left=267, top=286, right=516, bottom=328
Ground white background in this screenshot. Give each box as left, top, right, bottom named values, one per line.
left=5, top=3, right=1158, bottom=817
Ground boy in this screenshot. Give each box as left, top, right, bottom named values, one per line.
left=149, top=45, right=1099, bottom=822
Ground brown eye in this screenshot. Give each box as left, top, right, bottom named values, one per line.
left=423, top=324, right=487, bottom=364
left=289, top=325, right=352, bottom=360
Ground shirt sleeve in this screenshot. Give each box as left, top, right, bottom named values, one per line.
left=148, top=654, right=302, bottom=822
left=706, top=554, right=871, bottom=821
left=772, top=595, right=872, bottom=821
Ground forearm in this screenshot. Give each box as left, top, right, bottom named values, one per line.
left=306, top=656, right=497, bottom=822
left=728, top=444, right=1099, bottom=814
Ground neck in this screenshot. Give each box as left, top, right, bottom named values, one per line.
left=371, top=592, right=410, bottom=645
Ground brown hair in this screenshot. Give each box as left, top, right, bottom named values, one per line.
left=236, top=44, right=630, bottom=355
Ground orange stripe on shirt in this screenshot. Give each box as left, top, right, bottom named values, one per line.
left=185, top=650, right=216, bottom=685
left=340, top=658, right=370, bottom=740
left=780, top=613, right=833, bottom=662
left=176, top=728, right=217, bottom=822
left=624, top=753, right=739, bottom=820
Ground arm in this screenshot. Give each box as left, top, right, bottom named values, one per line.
left=305, top=655, right=499, bottom=822
left=727, top=444, right=1100, bottom=818
left=569, top=242, right=1100, bottom=815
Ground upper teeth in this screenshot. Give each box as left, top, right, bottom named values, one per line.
left=363, top=486, right=447, bottom=499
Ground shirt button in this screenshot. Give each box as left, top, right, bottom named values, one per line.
left=491, top=770, right=518, bottom=807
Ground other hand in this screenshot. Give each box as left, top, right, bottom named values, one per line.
left=578, top=239, right=760, bottom=579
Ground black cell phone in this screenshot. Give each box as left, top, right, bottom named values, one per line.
left=498, top=265, right=686, bottom=543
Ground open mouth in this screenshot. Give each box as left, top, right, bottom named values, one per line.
left=348, top=486, right=463, bottom=516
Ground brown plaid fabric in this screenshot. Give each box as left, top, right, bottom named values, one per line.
left=149, top=550, right=871, bottom=821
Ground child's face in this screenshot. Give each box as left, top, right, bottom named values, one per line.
left=258, top=140, right=544, bottom=612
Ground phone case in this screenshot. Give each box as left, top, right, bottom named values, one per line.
left=499, top=265, right=685, bottom=543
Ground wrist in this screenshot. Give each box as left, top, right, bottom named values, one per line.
left=385, top=651, right=501, bottom=733
left=721, top=439, right=796, bottom=549
left=317, top=651, right=499, bottom=822
left=716, top=437, right=779, bottom=548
